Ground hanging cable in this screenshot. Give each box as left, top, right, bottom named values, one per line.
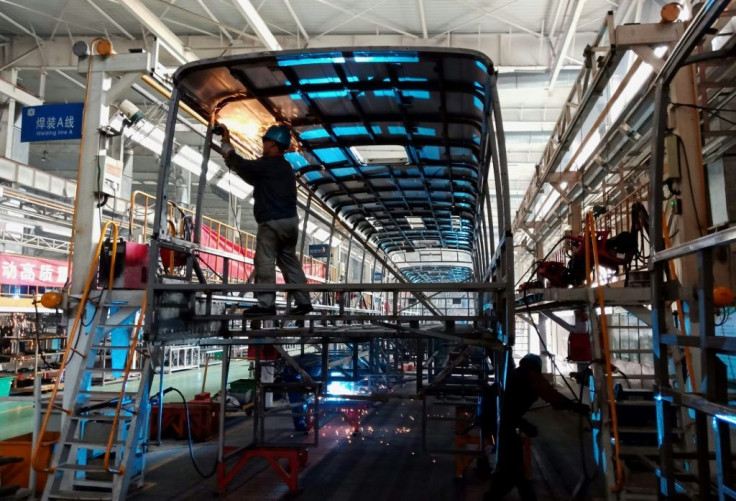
left=156, top=387, right=218, bottom=478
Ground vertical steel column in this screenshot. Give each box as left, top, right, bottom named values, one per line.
left=217, top=344, right=231, bottom=465
left=649, top=81, right=676, bottom=498
left=321, top=338, right=329, bottom=395
left=194, top=124, right=214, bottom=244
left=416, top=337, right=424, bottom=394
left=299, top=193, right=313, bottom=265
left=352, top=343, right=359, bottom=381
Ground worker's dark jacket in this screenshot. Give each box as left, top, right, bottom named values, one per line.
left=224, top=152, right=297, bottom=224
left=503, top=365, right=573, bottom=426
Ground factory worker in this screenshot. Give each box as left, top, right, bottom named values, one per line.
left=220, top=125, right=313, bottom=317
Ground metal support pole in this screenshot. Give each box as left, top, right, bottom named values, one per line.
left=218, top=344, right=231, bottom=464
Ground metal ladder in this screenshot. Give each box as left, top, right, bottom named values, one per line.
left=582, top=212, right=693, bottom=500
left=41, top=288, right=151, bottom=501
left=30, top=224, right=155, bottom=501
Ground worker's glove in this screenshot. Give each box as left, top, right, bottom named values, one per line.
left=221, top=141, right=235, bottom=158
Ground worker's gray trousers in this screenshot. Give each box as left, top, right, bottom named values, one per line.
left=254, top=216, right=311, bottom=308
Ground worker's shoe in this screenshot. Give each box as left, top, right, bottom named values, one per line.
left=291, top=304, right=314, bottom=315
left=244, top=305, right=276, bottom=316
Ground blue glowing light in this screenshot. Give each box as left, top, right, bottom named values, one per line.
left=284, top=152, right=310, bottom=168
left=299, top=129, right=329, bottom=140
left=278, top=54, right=346, bottom=66
left=334, top=126, right=369, bottom=136
left=313, top=147, right=346, bottom=164
left=290, top=90, right=350, bottom=99
left=298, top=76, right=359, bottom=85
left=332, top=167, right=358, bottom=178
left=414, top=127, right=435, bottom=136
left=353, top=54, right=419, bottom=63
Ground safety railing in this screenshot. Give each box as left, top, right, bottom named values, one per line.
left=593, top=183, right=650, bottom=236
left=32, top=221, right=120, bottom=473
left=103, top=292, right=147, bottom=474
left=129, top=190, right=335, bottom=283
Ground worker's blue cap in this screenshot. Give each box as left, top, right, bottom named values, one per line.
left=520, top=353, right=543, bottom=372
left=263, top=125, right=291, bottom=147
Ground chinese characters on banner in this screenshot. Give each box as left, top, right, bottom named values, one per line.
left=0, top=254, right=69, bottom=287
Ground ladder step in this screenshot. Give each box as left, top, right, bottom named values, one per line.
left=69, top=479, right=116, bottom=489
left=64, top=438, right=126, bottom=447
left=91, top=345, right=135, bottom=350
left=56, top=463, right=110, bottom=473
left=48, top=489, right=112, bottom=500
left=86, top=367, right=142, bottom=373
left=618, top=426, right=684, bottom=434
left=71, top=414, right=134, bottom=422
left=79, top=390, right=138, bottom=398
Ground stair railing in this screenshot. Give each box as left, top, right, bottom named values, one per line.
left=103, top=293, right=147, bottom=474
left=585, top=211, right=624, bottom=493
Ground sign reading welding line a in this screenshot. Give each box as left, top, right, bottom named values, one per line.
left=21, top=103, right=84, bottom=142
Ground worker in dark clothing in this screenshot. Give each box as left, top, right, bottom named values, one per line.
left=484, top=353, right=589, bottom=501
left=220, top=125, right=313, bottom=316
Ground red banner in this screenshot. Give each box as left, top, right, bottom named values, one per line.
left=198, top=226, right=326, bottom=282
left=0, top=254, right=68, bottom=287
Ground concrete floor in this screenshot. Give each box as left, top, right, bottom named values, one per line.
left=128, top=385, right=604, bottom=501
left=1, top=362, right=606, bottom=499
left=0, top=360, right=254, bottom=441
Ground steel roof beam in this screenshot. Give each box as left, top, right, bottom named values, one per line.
left=0, top=77, right=42, bottom=106
left=549, top=0, right=587, bottom=91
left=283, top=0, right=309, bottom=44
left=119, top=0, right=198, bottom=64
left=231, top=0, right=281, bottom=50
left=85, top=0, right=136, bottom=40
left=417, top=0, right=428, bottom=39
left=315, top=0, right=418, bottom=39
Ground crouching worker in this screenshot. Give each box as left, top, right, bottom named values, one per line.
left=484, top=354, right=589, bottom=501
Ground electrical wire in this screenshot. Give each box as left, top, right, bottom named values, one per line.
left=671, top=102, right=736, bottom=127
left=165, top=387, right=218, bottom=478
left=673, top=133, right=705, bottom=237
left=716, top=307, right=732, bottom=327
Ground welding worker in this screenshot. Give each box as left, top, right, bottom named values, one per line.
left=484, top=353, right=589, bottom=501
left=220, top=125, right=313, bottom=316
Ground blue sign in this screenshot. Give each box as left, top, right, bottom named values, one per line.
left=21, top=103, right=84, bottom=142
left=373, top=272, right=383, bottom=281
left=309, top=244, right=330, bottom=259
